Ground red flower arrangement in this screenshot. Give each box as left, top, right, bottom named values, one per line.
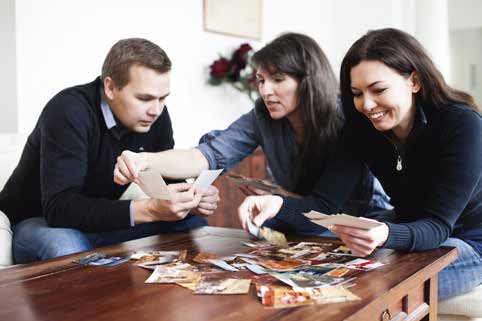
left=209, top=43, right=258, bottom=102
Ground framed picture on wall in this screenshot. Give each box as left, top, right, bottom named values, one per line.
left=203, top=0, right=262, bottom=40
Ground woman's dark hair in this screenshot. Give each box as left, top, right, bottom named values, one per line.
left=340, top=28, right=480, bottom=126
left=252, top=32, right=340, bottom=194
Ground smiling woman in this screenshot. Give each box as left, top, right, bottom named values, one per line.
left=349, top=61, right=421, bottom=141
left=339, top=28, right=482, bottom=300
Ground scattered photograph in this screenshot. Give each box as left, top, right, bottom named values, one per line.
left=194, top=277, right=251, bottom=294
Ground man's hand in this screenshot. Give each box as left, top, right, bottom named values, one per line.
left=133, top=183, right=202, bottom=223
left=238, top=184, right=272, bottom=196
left=329, top=223, right=389, bottom=257
left=191, top=185, right=220, bottom=217
left=114, top=150, right=148, bottom=185
left=237, top=195, right=284, bottom=229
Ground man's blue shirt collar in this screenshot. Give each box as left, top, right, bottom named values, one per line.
left=100, top=86, right=117, bottom=130
left=100, top=85, right=128, bottom=140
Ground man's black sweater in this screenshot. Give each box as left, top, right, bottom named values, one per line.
left=0, top=78, right=174, bottom=232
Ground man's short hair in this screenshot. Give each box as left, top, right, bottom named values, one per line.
left=101, top=38, right=171, bottom=89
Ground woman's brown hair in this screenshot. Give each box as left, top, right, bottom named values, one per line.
left=252, top=33, right=340, bottom=194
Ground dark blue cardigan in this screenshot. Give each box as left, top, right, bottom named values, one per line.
left=345, top=102, right=481, bottom=252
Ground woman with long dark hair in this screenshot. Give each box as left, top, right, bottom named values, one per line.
left=114, top=32, right=390, bottom=235
left=332, top=28, right=481, bottom=299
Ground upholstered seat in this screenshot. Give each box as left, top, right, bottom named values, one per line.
left=439, top=285, right=482, bottom=321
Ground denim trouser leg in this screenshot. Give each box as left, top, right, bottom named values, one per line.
left=84, top=215, right=207, bottom=248
left=13, top=217, right=92, bottom=263
left=438, top=237, right=482, bottom=300
left=13, top=215, right=207, bottom=264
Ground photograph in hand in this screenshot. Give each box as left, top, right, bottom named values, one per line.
left=303, top=211, right=384, bottom=229
left=137, top=170, right=171, bottom=200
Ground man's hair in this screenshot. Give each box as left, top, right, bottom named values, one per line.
left=101, top=38, right=171, bottom=89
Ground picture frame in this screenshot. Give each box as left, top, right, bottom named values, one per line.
left=203, top=0, right=262, bottom=40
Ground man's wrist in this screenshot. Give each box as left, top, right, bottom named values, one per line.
left=272, top=195, right=284, bottom=208
left=139, top=152, right=151, bottom=170
left=377, top=223, right=390, bottom=248
left=133, top=199, right=156, bottom=224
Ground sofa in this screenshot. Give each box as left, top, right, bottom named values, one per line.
left=0, top=133, right=24, bottom=268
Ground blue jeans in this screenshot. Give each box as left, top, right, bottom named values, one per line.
left=13, top=216, right=207, bottom=264
left=438, top=237, right=482, bottom=300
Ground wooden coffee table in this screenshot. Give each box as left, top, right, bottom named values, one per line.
left=0, top=227, right=457, bottom=321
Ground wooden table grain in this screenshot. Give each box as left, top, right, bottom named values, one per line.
left=0, top=227, right=457, bottom=321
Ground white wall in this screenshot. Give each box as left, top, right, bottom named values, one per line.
left=450, top=28, right=482, bottom=106
left=329, top=0, right=415, bottom=76
left=415, top=0, right=451, bottom=81
left=0, top=0, right=17, bottom=133
left=14, top=0, right=254, bottom=147
left=328, top=0, right=452, bottom=81
left=449, top=0, right=482, bottom=30
left=13, top=0, right=335, bottom=148
left=6, top=0, right=460, bottom=150
left=447, top=0, right=482, bottom=106
left=263, top=0, right=334, bottom=61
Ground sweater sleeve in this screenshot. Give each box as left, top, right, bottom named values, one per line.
left=197, top=108, right=261, bottom=170
left=40, top=92, right=131, bottom=232
left=276, top=131, right=363, bottom=220
left=383, top=108, right=482, bottom=251
left=153, top=107, right=175, bottom=151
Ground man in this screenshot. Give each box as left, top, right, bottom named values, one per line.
left=0, top=38, right=219, bottom=263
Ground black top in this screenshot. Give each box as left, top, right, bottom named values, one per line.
left=344, top=102, right=482, bottom=251
left=0, top=77, right=174, bottom=232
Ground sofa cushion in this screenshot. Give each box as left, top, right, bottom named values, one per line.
left=0, top=210, right=13, bottom=268
left=438, top=315, right=482, bottom=321
left=439, top=285, right=482, bottom=317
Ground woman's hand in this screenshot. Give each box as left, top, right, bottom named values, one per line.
left=329, top=222, right=389, bottom=257
left=192, top=185, right=221, bottom=217
left=114, top=150, right=148, bottom=185
left=237, top=195, right=283, bottom=228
